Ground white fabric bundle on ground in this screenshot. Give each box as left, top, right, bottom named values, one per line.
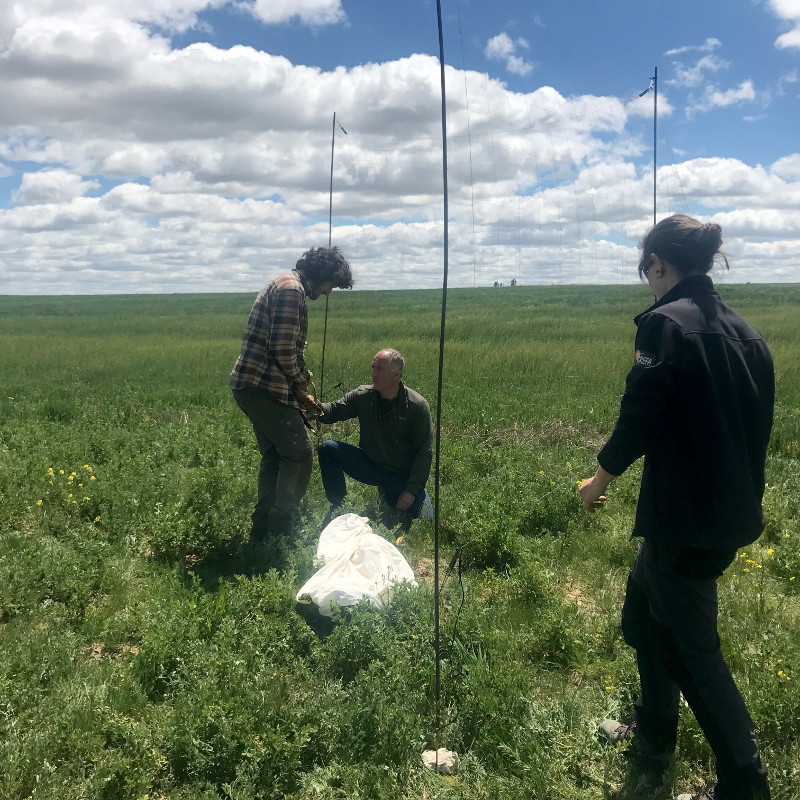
left=296, top=513, right=416, bottom=617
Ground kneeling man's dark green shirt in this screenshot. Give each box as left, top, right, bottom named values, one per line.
left=319, top=383, right=433, bottom=497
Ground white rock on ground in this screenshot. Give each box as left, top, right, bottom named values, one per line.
left=421, top=748, right=459, bottom=775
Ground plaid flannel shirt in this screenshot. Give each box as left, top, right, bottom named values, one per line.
left=229, top=270, right=311, bottom=408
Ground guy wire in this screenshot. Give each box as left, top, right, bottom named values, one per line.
left=455, top=0, right=477, bottom=287
left=320, top=112, right=337, bottom=401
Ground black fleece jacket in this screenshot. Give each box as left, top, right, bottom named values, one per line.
left=598, top=275, right=774, bottom=551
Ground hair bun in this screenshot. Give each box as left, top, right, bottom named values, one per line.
left=698, top=222, right=723, bottom=251
left=640, top=214, right=728, bottom=275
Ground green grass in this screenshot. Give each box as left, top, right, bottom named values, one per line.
left=1, top=284, right=799, bottom=799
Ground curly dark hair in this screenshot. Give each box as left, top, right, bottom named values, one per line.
left=295, top=246, right=354, bottom=289
left=638, top=214, right=729, bottom=279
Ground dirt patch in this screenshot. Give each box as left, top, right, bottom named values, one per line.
left=562, top=578, right=599, bottom=614
left=414, top=556, right=435, bottom=580
left=88, top=641, right=141, bottom=661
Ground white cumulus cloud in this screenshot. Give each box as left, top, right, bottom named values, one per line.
left=251, top=0, right=346, bottom=26
left=666, top=54, right=729, bottom=88
left=664, top=37, right=721, bottom=57
left=0, top=4, right=797, bottom=292
left=686, top=80, right=758, bottom=117
left=12, top=169, right=100, bottom=205
left=770, top=0, right=800, bottom=48
left=485, top=32, right=534, bottom=76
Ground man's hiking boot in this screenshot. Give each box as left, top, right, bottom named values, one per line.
left=321, top=503, right=342, bottom=529
left=599, top=718, right=673, bottom=771
left=249, top=524, right=270, bottom=543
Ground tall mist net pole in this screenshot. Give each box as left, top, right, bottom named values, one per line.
left=320, top=112, right=337, bottom=401
left=433, top=0, right=449, bottom=724
left=653, top=67, right=658, bottom=225
left=639, top=69, right=658, bottom=225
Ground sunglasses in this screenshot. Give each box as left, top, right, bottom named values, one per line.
left=640, top=253, right=654, bottom=278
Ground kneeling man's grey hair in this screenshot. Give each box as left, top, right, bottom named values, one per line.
left=381, top=348, right=404, bottom=372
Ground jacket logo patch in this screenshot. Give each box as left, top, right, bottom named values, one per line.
left=635, top=350, right=656, bottom=367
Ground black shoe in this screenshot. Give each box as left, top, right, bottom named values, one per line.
left=321, top=502, right=342, bottom=529
left=267, top=508, right=292, bottom=536
left=599, top=718, right=673, bottom=772
left=249, top=525, right=270, bottom=543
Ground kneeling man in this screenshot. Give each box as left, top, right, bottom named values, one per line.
left=317, top=349, right=432, bottom=519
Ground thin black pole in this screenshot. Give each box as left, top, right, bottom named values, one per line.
left=434, top=0, right=449, bottom=729
left=653, top=67, right=658, bottom=226
left=320, top=112, right=336, bottom=401
left=329, top=112, right=336, bottom=246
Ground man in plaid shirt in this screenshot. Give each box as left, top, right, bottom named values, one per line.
left=231, top=247, right=353, bottom=539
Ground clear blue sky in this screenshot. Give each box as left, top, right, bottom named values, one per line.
left=0, top=0, right=798, bottom=292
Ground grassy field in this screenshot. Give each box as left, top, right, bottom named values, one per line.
left=1, top=284, right=799, bottom=799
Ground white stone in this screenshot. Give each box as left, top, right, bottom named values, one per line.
left=421, top=748, right=459, bottom=775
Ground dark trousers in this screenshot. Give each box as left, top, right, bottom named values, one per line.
left=232, top=387, right=313, bottom=534
left=621, top=538, right=770, bottom=799
left=317, top=440, right=425, bottom=517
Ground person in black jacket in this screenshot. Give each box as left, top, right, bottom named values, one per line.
left=579, top=214, right=774, bottom=800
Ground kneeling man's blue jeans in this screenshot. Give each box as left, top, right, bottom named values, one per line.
left=318, top=440, right=425, bottom=517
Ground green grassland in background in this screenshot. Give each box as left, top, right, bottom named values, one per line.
left=0, top=284, right=798, bottom=799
